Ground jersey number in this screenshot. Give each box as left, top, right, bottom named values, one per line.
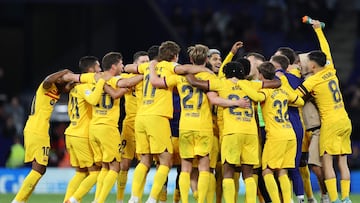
left=96, top=93, right=114, bottom=109
left=273, top=99, right=289, bottom=123
left=182, top=85, right=203, bottom=109
left=328, top=80, right=342, bottom=103
left=70, top=97, right=80, bottom=119
left=144, top=74, right=156, bottom=97
left=228, top=94, right=253, bottom=117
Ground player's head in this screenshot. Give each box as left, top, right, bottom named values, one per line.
left=158, top=41, right=180, bottom=62
left=207, top=49, right=221, bottom=73
left=102, top=52, right=123, bottom=75
left=245, top=52, right=265, bottom=79
left=275, top=47, right=296, bottom=64
left=187, top=44, right=209, bottom=65
left=270, top=55, right=290, bottom=71
left=223, top=61, right=245, bottom=80
left=299, top=52, right=311, bottom=76
left=308, top=50, right=327, bottom=69
left=258, top=61, right=275, bottom=80
left=235, top=58, right=251, bottom=76
left=133, top=51, right=149, bottom=65
left=147, top=45, right=160, bottom=60
left=79, top=56, right=100, bottom=73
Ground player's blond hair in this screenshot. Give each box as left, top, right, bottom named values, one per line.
left=187, top=44, right=209, bottom=65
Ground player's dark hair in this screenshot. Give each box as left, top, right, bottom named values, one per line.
left=79, top=56, right=99, bottom=73
left=271, top=55, right=290, bottom=71
left=102, top=52, right=123, bottom=71
left=133, top=51, right=148, bottom=63
left=308, top=50, right=327, bottom=67
left=223, top=61, right=245, bottom=79
left=258, top=62, right=275, bottom=80
left=147, top=45, right=159, bottom=60
left=235, top=58, right=251, bottom=76
left=158, top=41, right=181, bottom=61
left=277, top=47, right=296, bottom=64
left=246, top=52, right=265, bottom=62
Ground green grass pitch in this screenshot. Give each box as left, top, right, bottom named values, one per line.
left=2, top=193, right=360, bottom=203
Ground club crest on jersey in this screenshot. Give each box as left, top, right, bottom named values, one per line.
left=50, top=99, right=56, bottom=105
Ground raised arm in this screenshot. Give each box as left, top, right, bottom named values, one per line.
left=206, top=91, right=250, bottom=108
left=218, top=41, right=243, bottom=78
left=312, top=20, right=334, bottom=69
left=82, top=79, right=106, bottom=105
left=43, top=69, right=72, bottom=89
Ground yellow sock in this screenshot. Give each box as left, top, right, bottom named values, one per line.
left=64, top=171, right=87, bottom=202
left=341, top=179, right=350, bottom=200
left=234, top=172, right=240, bottom=202
left=173, top=188, right=180, bottom=203
left=179, top=172, right=190, bottom=203
left=198, top=171, right=210, bottom=203
left=159, top=185, right=167, bottom=202
left=97, top=170, right=118, bottom=203
left=244, top=177, right=256, bottom=203
left=72, top=171, right=99, bottom=201
left=223, top=178, right=235, bottom=203
left=279, top=174, right=291, bottom=203
left=139, top=175, right=146, bottom=201
left=325, top=178, right=338, bottom=202
left=14, top=170, right=42, bottom=201
left=132, top=163, right=149, bottom=198
left=193, top=191, right=199, bottom=201
left=149, top=165, right=169, bottom=199
left=300, top=166, right=314, bottom=199
left=263, top=174, right=280, bottom=203
left=117, top=170, right=128, bottom=201
left=95, top=168, right=108, bottom=200
left=207, top=172, right=216, bottom=203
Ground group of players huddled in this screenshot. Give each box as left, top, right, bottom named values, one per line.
left=11, top=19, right=352, bottom=203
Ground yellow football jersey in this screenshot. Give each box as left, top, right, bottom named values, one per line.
left=175, top=72, right=216, bottom=131
left=137, top=61, right=177, bottom=118
left=297, top=28, right=349, bottom=124
left=209, top=78, right=258, bottom=135
left=64, top=79, right=105, bottom=137
left=260, top=88, right=297, bottom=141
left=120, top=73, right=143, bottom=121
left=24, top=82, right=60, bottom=136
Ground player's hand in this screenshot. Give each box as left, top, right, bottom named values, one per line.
left=236, top=98, right=250, bottom=108
left=231, top=41, right=243, bottom=55
left=312, top=20, right=322, bottom=29
left=149, top=60, right=158, bottom=70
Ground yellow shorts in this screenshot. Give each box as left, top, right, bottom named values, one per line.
left=171, top=137, right=181, bottom=166
left=320, top=119, right=352, bottom=156
left=120, top=120, right=136, bottom=160
left=221, top=133, right=259, bottom=166
left=24, top=131, right=50, bottom=166
left=66, top=135, right=94, bottom=168
left=209, top=136, right=219, bottom=169
left=135, top=115, right=173, bottom=154
left=262, top=139, right=296, bottom=170
left=179, top=130, right=213, bottom=159
left=89, top=124, right=121, bottom=163
left=253, top=133, right=263, bottom=169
